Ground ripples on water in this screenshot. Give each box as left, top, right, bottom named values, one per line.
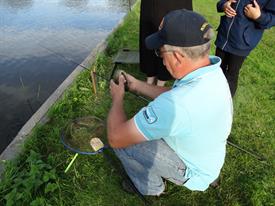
left=0, top=0, right=135, bottom=153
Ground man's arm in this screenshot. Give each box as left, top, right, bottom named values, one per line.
left=107, top=76, right=146, bottom=148
left=125, top=73, right=170, bottom=99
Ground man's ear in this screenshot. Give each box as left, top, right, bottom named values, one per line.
left=173, top=51, right=184, bottom=66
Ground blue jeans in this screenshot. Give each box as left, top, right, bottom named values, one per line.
left=114, top=139, right=188, bottom=196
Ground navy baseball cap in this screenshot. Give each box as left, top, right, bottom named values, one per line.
left=145, top=9, right=212, bottom=49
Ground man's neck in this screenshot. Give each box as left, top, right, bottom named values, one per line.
left=177, top=56, right=211, bottom=79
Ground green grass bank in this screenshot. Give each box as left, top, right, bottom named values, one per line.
left=0, top=0, right=274, bottom=205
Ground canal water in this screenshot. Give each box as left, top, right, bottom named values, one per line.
left=0, top=0, right=135, bottom=153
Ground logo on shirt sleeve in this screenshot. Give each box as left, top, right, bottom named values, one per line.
left=143, top=106, right=158, bottom=124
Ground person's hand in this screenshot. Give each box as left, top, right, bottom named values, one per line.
left=223, top=0, right=237, bottom=18
left=124, top=73, right=139, bottom=93
left=244, top=0, right=261, bottom=20
left=109, top=74, right=126, bottom=102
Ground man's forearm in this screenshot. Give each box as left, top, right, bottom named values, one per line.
left=135, top=79, right=170, bottom=99
left=107, top=99, right=127, bottom=143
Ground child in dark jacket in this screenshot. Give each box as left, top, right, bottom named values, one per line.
left=215, top=0, right=275, bottom=96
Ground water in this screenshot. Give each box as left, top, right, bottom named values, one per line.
left=0, top=0, right=135, bottom=153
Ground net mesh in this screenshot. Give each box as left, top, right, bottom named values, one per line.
left=62, top=116, right=106, bottom=152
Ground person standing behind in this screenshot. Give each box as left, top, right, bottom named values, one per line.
left=140, top=0, right=193, bottom=86
left=215, top=0, right=275, bottom=96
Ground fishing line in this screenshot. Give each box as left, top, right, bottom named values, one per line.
left=40, top=44, right=150, bottom=103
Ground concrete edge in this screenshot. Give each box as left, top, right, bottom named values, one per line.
left=0, top=3, right=136, bottom=176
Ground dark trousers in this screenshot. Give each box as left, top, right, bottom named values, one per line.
left=139, top=0, right=193, bottom=81
left=215, top=47, right=246, bottom=97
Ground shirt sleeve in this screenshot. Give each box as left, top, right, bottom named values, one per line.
left=134, top=93, right=176, bottom=141
left=217, top=0, right=227, bottom=13
left=255, top=0, right=275, bottom=29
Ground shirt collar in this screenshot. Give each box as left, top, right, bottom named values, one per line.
left=173, top=56, right=221, bottom=88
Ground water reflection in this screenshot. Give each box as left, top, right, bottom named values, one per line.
left=106, top=0, right=133, bottom=11
left=0, top=0, right=33, bottom=10
left=60, top=0, right=89, bottom=10
left=0, top=0, right=136, bottom=153
left=60, top=0, right=132, bottom=13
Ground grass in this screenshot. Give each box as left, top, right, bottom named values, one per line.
left=0, top=0, right=274, bottom=205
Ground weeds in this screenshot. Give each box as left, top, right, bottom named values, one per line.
left=0, top=0, right=274, bottom=205
left=0, top=151, right=58, bottom=206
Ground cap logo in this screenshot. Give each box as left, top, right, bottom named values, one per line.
left=200, top=22, right=209, bottom=31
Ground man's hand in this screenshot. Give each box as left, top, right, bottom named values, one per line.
left=124, top=73, right=139, bottom=93
left=244, top=0, right=261, bottom=20
left=223, top=0, right=237, bottom=18
left=109, top=75, right=126, bottom=102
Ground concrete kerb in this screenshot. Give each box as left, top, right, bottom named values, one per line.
left=0, top=43, right=105, bottom=177
left=0, top=2, right=136, bottom=177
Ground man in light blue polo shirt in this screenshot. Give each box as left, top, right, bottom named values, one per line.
left=107, top=9, right=232, bottom=195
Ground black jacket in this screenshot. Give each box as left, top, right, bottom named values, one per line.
left=215, top=0, right=275, bottom=56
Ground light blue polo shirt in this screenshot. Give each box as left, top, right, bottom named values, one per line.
left=134, top=56, right=233, bottom=191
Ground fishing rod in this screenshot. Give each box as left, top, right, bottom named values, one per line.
left=227, top=140, right=268, bottom=164
left=41, top=45, right=268, bottom=164
left=41, top=45, right=151, bottom=204
left=40, top=45, right=150, bottom=103
left=127, top=93, right=268, bottom=163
